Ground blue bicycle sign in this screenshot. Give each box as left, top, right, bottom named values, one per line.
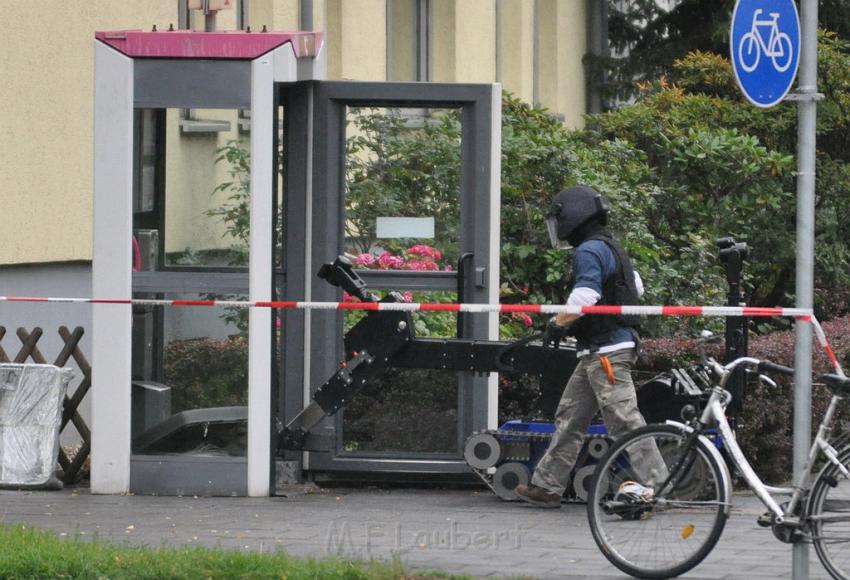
left=731, top=0, right=800, bottom=108
left=738, top=9, right=794, bottom=73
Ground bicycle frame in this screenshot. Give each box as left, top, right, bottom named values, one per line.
left=750, top=10, right=782, bottom=56
left=695, top=356, right=848, bottom=526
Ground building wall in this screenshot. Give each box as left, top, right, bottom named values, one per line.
left=0, top=0, right=589, bottom=269
left=538, top=0, right=588, bottom=125
left=0, top=1, right=176, bottom=267
left=246, top=0, right=300, bottom=30
left=388, top=0, right=417, bottom=80
left=326, top=0, right=387, bottom=80
left=453, top=1, right=498, bottom=83
left=499, top=0, right=535, bottom=103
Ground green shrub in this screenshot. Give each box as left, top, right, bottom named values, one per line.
left=585, top=38, right=850, bottom=325
left=164, top=336, right=248, bottom=413
left=635, top=315, right=850, bottom=483
left=342, top=368, right=459, bottom=453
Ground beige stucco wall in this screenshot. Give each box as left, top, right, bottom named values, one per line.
left=0, top=0, right=588, bottom=267
left=538, top=0, right=587, bottom=127
left=453, top=0, right=497, bottom=83
left=247, top=0, right=300, bottom=31
left=0, top=1, right=176, bottom=266
left=499, top=0, right=535, bottom=103
left=389, top=0, right=416, bottom=81
left=326, top=0, right=386, bottom=80
left=433, top=0, right=497, bottom=84
left=431, top=1, right=456, bottom=83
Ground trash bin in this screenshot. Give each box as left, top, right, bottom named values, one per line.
left=0, top=364, right=74, bottom=488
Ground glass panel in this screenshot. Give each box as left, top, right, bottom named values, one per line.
left=162, top=108, right=250, bottom=268
left=131, top=293, right=248, bottom=457
left=341, top=105, right=463, bottom=456
left=275, top=104, right=286, bottom=270
left=134, top=110, right=158, bottom=216
left=341, top=290, right=460, bottom=455
left=342, top=368, right=459, bottom=454
left=344, top=106, right=461, bottom=267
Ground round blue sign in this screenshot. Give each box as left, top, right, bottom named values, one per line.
left=730, top=0, right=800, bottom=108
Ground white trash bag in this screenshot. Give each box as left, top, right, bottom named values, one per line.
left=0, top=364, right=74, bottom=488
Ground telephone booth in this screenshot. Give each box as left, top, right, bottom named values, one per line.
left=93, top=29, right=501, bottom=496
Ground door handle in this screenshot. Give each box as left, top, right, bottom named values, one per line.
left=456, top=252, right=475, bottom=338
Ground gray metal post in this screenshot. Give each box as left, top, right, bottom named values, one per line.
left=300, top=0, right=313, bottom=31
left=792, top=0, right=818, bottom=577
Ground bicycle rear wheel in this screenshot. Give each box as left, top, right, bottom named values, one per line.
left=587, top=424, right=730, bottom=578
left=808, top=447, right=850, bottom=580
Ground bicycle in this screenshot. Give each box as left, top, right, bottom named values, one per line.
left=586, top=332, right=850, bottom=579
left=738, top=9, right=794, bottom=73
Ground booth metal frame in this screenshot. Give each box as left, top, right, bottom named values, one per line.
left=93, top=30, right=501, bottom=496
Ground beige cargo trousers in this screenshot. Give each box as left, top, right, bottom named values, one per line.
left=531, top=348, right=667, bottom=495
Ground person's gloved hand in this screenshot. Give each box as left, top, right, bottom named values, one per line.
left=541, top=318, right=569, bottom=349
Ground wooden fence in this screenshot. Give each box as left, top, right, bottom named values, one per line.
left=0, top=326, right=91, bottom=484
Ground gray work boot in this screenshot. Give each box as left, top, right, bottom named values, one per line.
left=515, top=483, right=561, bottom=508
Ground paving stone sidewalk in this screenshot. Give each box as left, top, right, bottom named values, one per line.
left=0, top=485, right=832, bottom=579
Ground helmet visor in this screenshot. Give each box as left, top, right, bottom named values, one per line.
left=546, top=216, right=572, bottom=249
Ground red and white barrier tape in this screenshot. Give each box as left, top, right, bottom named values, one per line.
left=1, top=295, right=842, bottom=375
left=811, top=317, right=846, bottom=377
left=0, top=296, right=813, bottom=318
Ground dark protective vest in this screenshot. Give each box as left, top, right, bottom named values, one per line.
left=567, top=233, right=641, bottom=351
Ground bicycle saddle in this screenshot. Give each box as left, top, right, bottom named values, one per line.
left=820, top=374, right=850, bottom=397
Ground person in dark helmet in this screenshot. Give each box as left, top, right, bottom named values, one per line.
left=515, top=185, right=666, bottom=508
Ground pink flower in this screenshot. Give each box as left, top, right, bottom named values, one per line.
left=406, top=260, right=438, bottom=271
left=403, top=291, right=414, bottom=303
left=354, top=253, right=375, bottom=267
left=377, top=251, right=405, bottom=270
left=444, top=265, right=453, bottom=272
left=512, top=312, right=534, bottom=328
left=343, top=291, right=357, bottom=302
left=407, top=244, right=433, bottom=258
left=276, top=317, right=282, bottom=330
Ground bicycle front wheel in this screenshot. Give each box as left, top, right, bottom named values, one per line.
left=738, top=32, right=761, bottom=72
left=808, top=446, right=850, bottom=580
left=587, top=424, right=730, bottom=579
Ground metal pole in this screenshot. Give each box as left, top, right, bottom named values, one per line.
left=301, top=0, right=314, bottom=31
left=792, top=0, right=818, bottom=577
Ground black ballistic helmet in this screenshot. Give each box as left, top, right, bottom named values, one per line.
left=546, top=185, right=610, bottom=248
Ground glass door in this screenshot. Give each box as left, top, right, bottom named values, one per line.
left=302, top=81, right=500, bottom=477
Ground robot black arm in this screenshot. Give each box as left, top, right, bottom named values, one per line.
left=277, top=257, right=575, bottom=453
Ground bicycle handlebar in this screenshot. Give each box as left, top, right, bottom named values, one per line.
left=702, top=355, right=795, bottom=388
left=758, top=360, right=795, bottom=377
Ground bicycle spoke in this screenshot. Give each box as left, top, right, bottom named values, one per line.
left=588, top=425, right=728, bottom=578
left=811, top=453, right=850, bottom=579
left=657, top=499, right=731, bottom=509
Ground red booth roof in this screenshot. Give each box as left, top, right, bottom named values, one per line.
left=95, top=29, right=323, bottom=59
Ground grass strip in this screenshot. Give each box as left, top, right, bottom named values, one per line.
left=0, top=523, right=461, bottom=580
